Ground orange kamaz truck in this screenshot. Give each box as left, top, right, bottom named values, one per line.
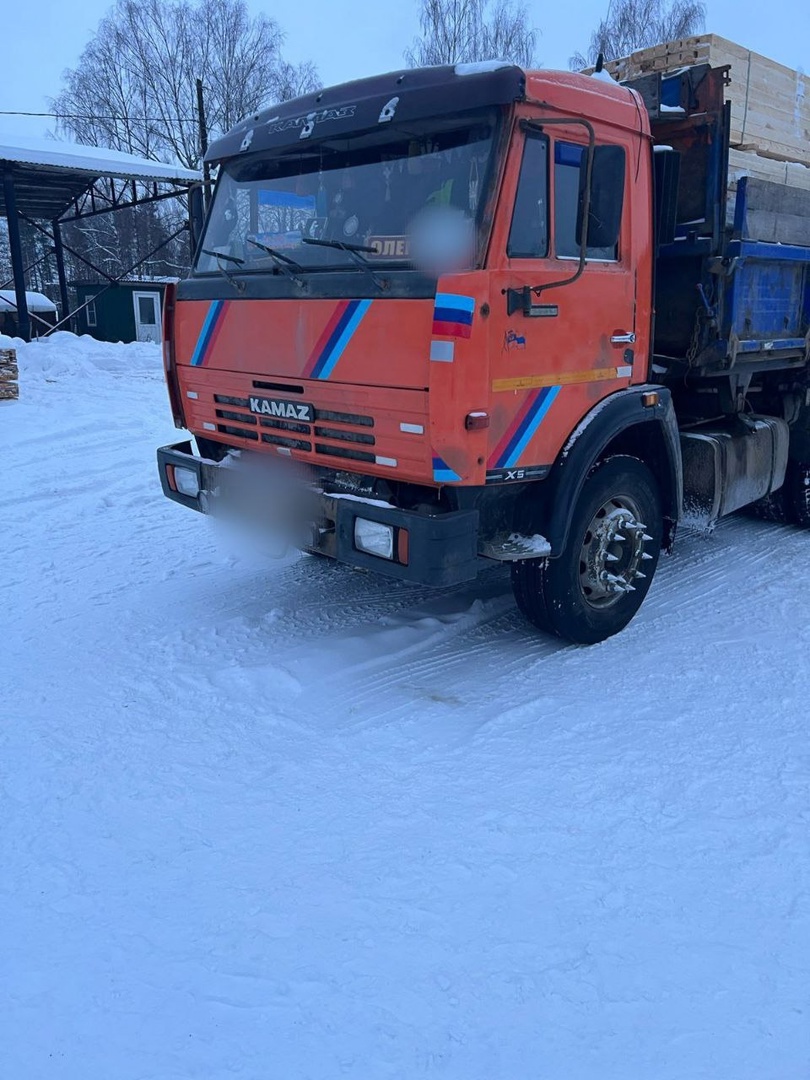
left=158, top=61, right=810, bottom=643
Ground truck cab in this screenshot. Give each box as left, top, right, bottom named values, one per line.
left=159, top=62, right=809, bottom=643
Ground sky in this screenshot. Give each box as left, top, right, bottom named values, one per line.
left=1, top=0, right=807, bottom=145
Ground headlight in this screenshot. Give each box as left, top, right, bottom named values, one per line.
left=173, top=466, right=200, bottom=498
left=354, top=518, right=394, bottom=559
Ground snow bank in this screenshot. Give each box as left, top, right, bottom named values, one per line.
left=0, top=331, right=162, bottom=382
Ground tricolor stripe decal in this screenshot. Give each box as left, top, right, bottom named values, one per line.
left=488, top=386, right=561, bottom=470
left=190, top=300, right=227, bottom=366
left=304, top=299, right=372, bottom=380
left=433, top=453, right=462, bottom=483
left=432, top=292, right=475, bottom=339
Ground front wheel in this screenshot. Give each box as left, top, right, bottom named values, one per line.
left=512, top=455, right=663, bottom=645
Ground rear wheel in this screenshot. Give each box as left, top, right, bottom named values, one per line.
left=785, top=460, right=810, bottom=527
left=747, top=485, right=793, bottom=524
left=511, top=455, right=663, bottom=644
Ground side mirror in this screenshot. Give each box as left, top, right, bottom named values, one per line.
left=189, top=185, right=205, bottom=252
left=576, top=145, right=625, bottom=250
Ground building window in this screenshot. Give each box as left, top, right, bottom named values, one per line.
left=138, top=295, right=157, bottom=325
left=86, top=298, right=98, bottom=328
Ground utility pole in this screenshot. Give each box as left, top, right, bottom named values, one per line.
left=196, top=78, right=212, bottom=212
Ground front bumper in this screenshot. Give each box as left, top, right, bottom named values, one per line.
left=157, top=440, right=480, bottom=586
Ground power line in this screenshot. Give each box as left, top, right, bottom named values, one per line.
left=0, top=109, right=198, bottom=123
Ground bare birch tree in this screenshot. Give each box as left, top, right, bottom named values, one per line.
left=569, top=0, right=706, bottom=69
left=405, top=0, right=537, bottom=68
left=48, top=0, right=319, bottom=282
left=52, top=0, right=320, bottom=170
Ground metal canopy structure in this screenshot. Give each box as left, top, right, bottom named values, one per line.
left=1, top=134, right=203, bottom=341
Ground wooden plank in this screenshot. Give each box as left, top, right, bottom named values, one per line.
left=0, top=348, right=19, bottom=400
left=599, top=34, right=810, bottom=167
left=728, top=149, right=810, bottom=192
left=737, top=179, right=810, bottom=244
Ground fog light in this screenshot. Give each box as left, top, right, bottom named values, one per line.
left=174, top=466, right=200, bottom=498
left=354, top=518, right=394, bottom=559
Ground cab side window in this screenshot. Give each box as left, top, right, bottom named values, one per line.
left=554, top=141, right=625, bottom=260
left=507, top=134, right=549, bottom=259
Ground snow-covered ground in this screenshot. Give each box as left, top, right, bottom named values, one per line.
left=3, top=332, right=809, bottom=1079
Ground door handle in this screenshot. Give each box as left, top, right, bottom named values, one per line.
left=611, top=332, right=636, bottom=344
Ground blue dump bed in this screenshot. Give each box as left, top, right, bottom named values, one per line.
left=627, top=63, right=810, bottom=377
left=712, top=178, right=810, bottom=366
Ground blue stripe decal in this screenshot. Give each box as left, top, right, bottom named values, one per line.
left=190, top=300, right=224, bottom=366
left=501, top=387, right=561, bottom=469
left=433, top=305, right=474, bottom=326
left=434, top=292, right=475, bottom=314
left=313, top=299, right=372, bottom=380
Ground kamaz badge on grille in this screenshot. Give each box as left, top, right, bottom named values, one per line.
left=249, top=397, right=314, bottom=421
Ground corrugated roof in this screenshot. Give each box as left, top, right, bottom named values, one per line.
left=0, top=134, right=202, bottom=220
left=0, top=134, right=201, bottom=184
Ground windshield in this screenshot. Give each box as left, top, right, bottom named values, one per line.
left=195, top=108, right=499, bottom=276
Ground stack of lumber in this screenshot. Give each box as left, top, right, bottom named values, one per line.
left=0, top=348, right=19, bottom=401
left=598, top=34, right=810, bottom=187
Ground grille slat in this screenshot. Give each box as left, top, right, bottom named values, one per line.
left=314, top=426, right=375, bottom=445
left=252, top=380, right=304, bottom=394
left=315, top=408, right=374, bottom=428
left=218, top=424, right=258, bottom=441
left=216, top=409, right=258, bottom=424
left=315, top=443, right=376, bottom=464
left=260, top=417, right=311, bottom=435
left=262, top=433, right=312, bottom=451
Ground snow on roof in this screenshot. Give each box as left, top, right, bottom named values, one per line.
left=0, top=133, right=202, bottom=184
left=0, top=289, right=57, bottom=312
left=454, top=60, right=514, bottom=76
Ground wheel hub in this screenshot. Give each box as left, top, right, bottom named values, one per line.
left=579, top=497, right=653, bottom=609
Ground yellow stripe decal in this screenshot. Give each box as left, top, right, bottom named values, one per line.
left=492, top=368, right=630, bottom=392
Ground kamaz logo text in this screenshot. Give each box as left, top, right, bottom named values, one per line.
left=249, top=397, right=314, bottom=421
left=266, top=106, right=356, bottom=140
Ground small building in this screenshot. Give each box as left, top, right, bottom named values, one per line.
left=73, top=280, right=169, bottom=344
left=0, top=290, right=57, bottom=338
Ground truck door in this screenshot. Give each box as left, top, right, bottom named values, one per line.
left=485, top=120, right=641, bottom=481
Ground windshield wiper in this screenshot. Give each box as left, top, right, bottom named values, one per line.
left=201, top=248, right=245, bottom=293
left=245, top=237, right=306, bottom=288
left=202, top=248, right=244, bottom=266
left=302, top=237, right=388, bottom=290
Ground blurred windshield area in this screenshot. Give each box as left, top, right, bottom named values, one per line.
left=195, top=108, right=498, bottom=275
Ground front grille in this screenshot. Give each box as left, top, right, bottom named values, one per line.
left=208, top=389, right=381, bottom=463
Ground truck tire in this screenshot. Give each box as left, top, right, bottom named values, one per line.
left=511, top=455, right=663, bottom=645
left=786, top=460, right=810, bottom=527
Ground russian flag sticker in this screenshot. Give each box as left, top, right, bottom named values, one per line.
left=432, top=293, right=475, bottom=339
